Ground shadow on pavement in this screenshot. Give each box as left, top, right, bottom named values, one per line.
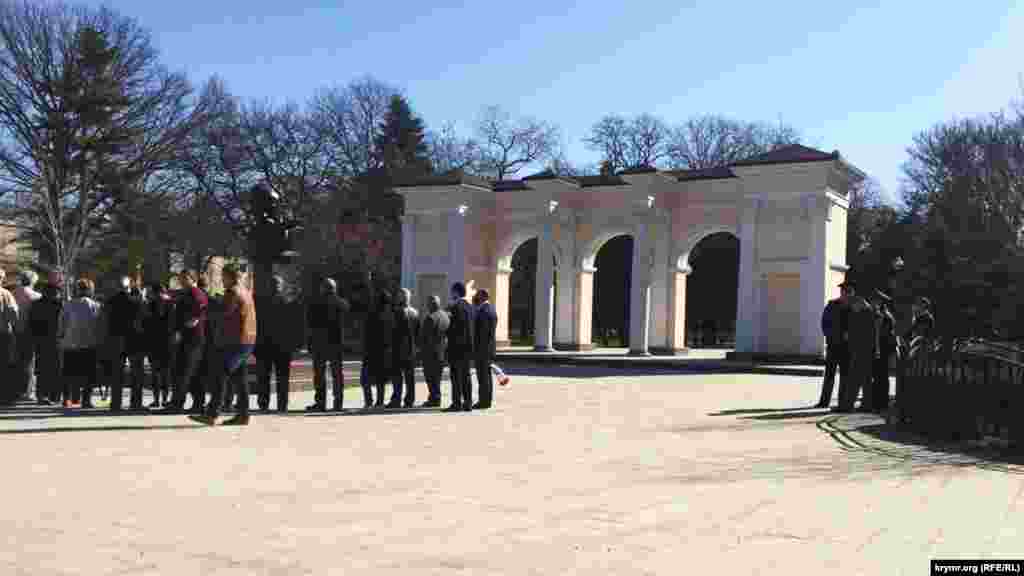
left=0, top=424, right=202, bottom=436
left=708, top=406, right=821, bottom=416
left=819, top=415, right=1024, bottom=474
left=501, top=364, right=709, bottom=379
left=740, top=410, right=832, bottom=421
left=303, top=406, right=448, bottom=417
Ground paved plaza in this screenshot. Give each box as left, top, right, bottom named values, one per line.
left=3, top=365, right=1023, bottom=575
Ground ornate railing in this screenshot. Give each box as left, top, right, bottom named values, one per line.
left=896, top=337, right=1024, bottom=443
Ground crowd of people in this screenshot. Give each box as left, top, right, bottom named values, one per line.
left=817, top=276, right=935, bottom=413
left=0, top=266, right=505, bottom=426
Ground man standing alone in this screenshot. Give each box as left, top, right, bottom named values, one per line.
left=418, top=296, right=449, bottom=408
left=445, top=282, right=474, bottom=412
left=472, top=289, right=497, bottom=410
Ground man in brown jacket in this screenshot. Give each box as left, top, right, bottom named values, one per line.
left=191, top=264, right=256, bottom=426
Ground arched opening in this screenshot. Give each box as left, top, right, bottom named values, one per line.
left=685, top=231, right=740, bottom=348
left=592, top=235, right=633, bottom=348
left=507, top=238, right=558, bottom=346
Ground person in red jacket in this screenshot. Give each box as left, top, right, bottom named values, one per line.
left=164, top=270, right=208, bottom=413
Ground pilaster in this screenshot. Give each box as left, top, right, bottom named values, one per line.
left=533, top=201, right=557, bottom=352
left=554, top=208, right=579, bottom=349
left=447, top=205, right=468, bottom=290
left=660, top=264, right=691, bottom=355
left=735, top=196, right=762, bottom=353
left=800, top=193, right=828, bottom=357
left=400, top=214, right=416, bottom=291
left=628, top=198, right=655, bottom=356
left=495, top=263, right=512, bottom=348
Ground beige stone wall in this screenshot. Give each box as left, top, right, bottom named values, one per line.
left=759, top=272, right=803, bottom=354
left=413, top=213, right=448, bottom=269
left=756, top=199, right=810, bottom=261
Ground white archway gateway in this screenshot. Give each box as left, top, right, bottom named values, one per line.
left=395, top=145, right=860, bottom=359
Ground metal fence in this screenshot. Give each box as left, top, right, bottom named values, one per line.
left=896, top=337, right=1024, bottom=443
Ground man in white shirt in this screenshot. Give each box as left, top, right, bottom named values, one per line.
left=13, top=270, right=41, bottom=401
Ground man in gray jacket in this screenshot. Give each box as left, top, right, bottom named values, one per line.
left=418, top=296, right=449, bottom=408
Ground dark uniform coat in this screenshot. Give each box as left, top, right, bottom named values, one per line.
left=392, top=306, right=420, bottom=365
left=419, top=308, right=449, bottom=364
left=446, top=299, right=475, bottom=362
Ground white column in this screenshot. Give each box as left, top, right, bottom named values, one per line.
left=629, top=217, right=652, bottom=355
left=575, top=265, right=596, bottom=349
left=495, top=264, right=512, bottom=346
left=534, top=213, right=555, bottom=351
left=555, top=210, right=577, bottom=348
left=648, top=214, right=670, bottom=351
left=667, top=265, right=691, bottom=352
left=400, top=214, right=416, bottom=291
left=447, top=206, right=467, bottom=291
left=735, top=197, right=761, bottom=354
left=801, top=194, right=828, bottom=356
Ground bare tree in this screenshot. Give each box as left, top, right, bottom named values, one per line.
left=666, top=114, right=801, bottom=169
left=242, top=98, right=333, bottom=215
left=425, top=121, right=480, bottom=174
left=311, top=76, right=397, bottom=178
left=175, top=78, right=255, bottom=227
left=474, top=105, right=559, bottom=180
left=0, top=1, right=210, bottom=281
left=583, top=115, right=629, bottom=172
left=583, top=113, right=671, bottom=172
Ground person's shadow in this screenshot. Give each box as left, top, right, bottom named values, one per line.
left=0, top=423, right=202, bottom=436
left=707, top=406, right=822, bottom=417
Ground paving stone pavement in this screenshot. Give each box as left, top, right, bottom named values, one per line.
left=3, top=365, right=1023, bottom=575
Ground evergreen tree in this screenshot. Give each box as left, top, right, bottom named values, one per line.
left=374, top=95, right=431, bottom=177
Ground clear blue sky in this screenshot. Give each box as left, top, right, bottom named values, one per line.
left=84, top=0, right=1024, bottom=203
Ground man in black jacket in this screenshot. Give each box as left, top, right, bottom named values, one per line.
left=29, top=277, right=63, bottom=405
left=258, top=275, right=303, bottom=412
left=107, top=276, right=146, bottom=411
left=840, top=281, right=876, bottom=413
left=472, top=289, right=497, bottom=410
left=445, top=282, right=475, bottom=412
left=419, top=295, right=449, bottom=408
left=389, top=287, right=420, bottom=408
left=816, top=285, right=850, bottom=409
left=306, top=277, right=349, bottom=411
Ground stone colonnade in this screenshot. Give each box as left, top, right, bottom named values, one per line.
left=396, top=147, right=858, bottom=359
